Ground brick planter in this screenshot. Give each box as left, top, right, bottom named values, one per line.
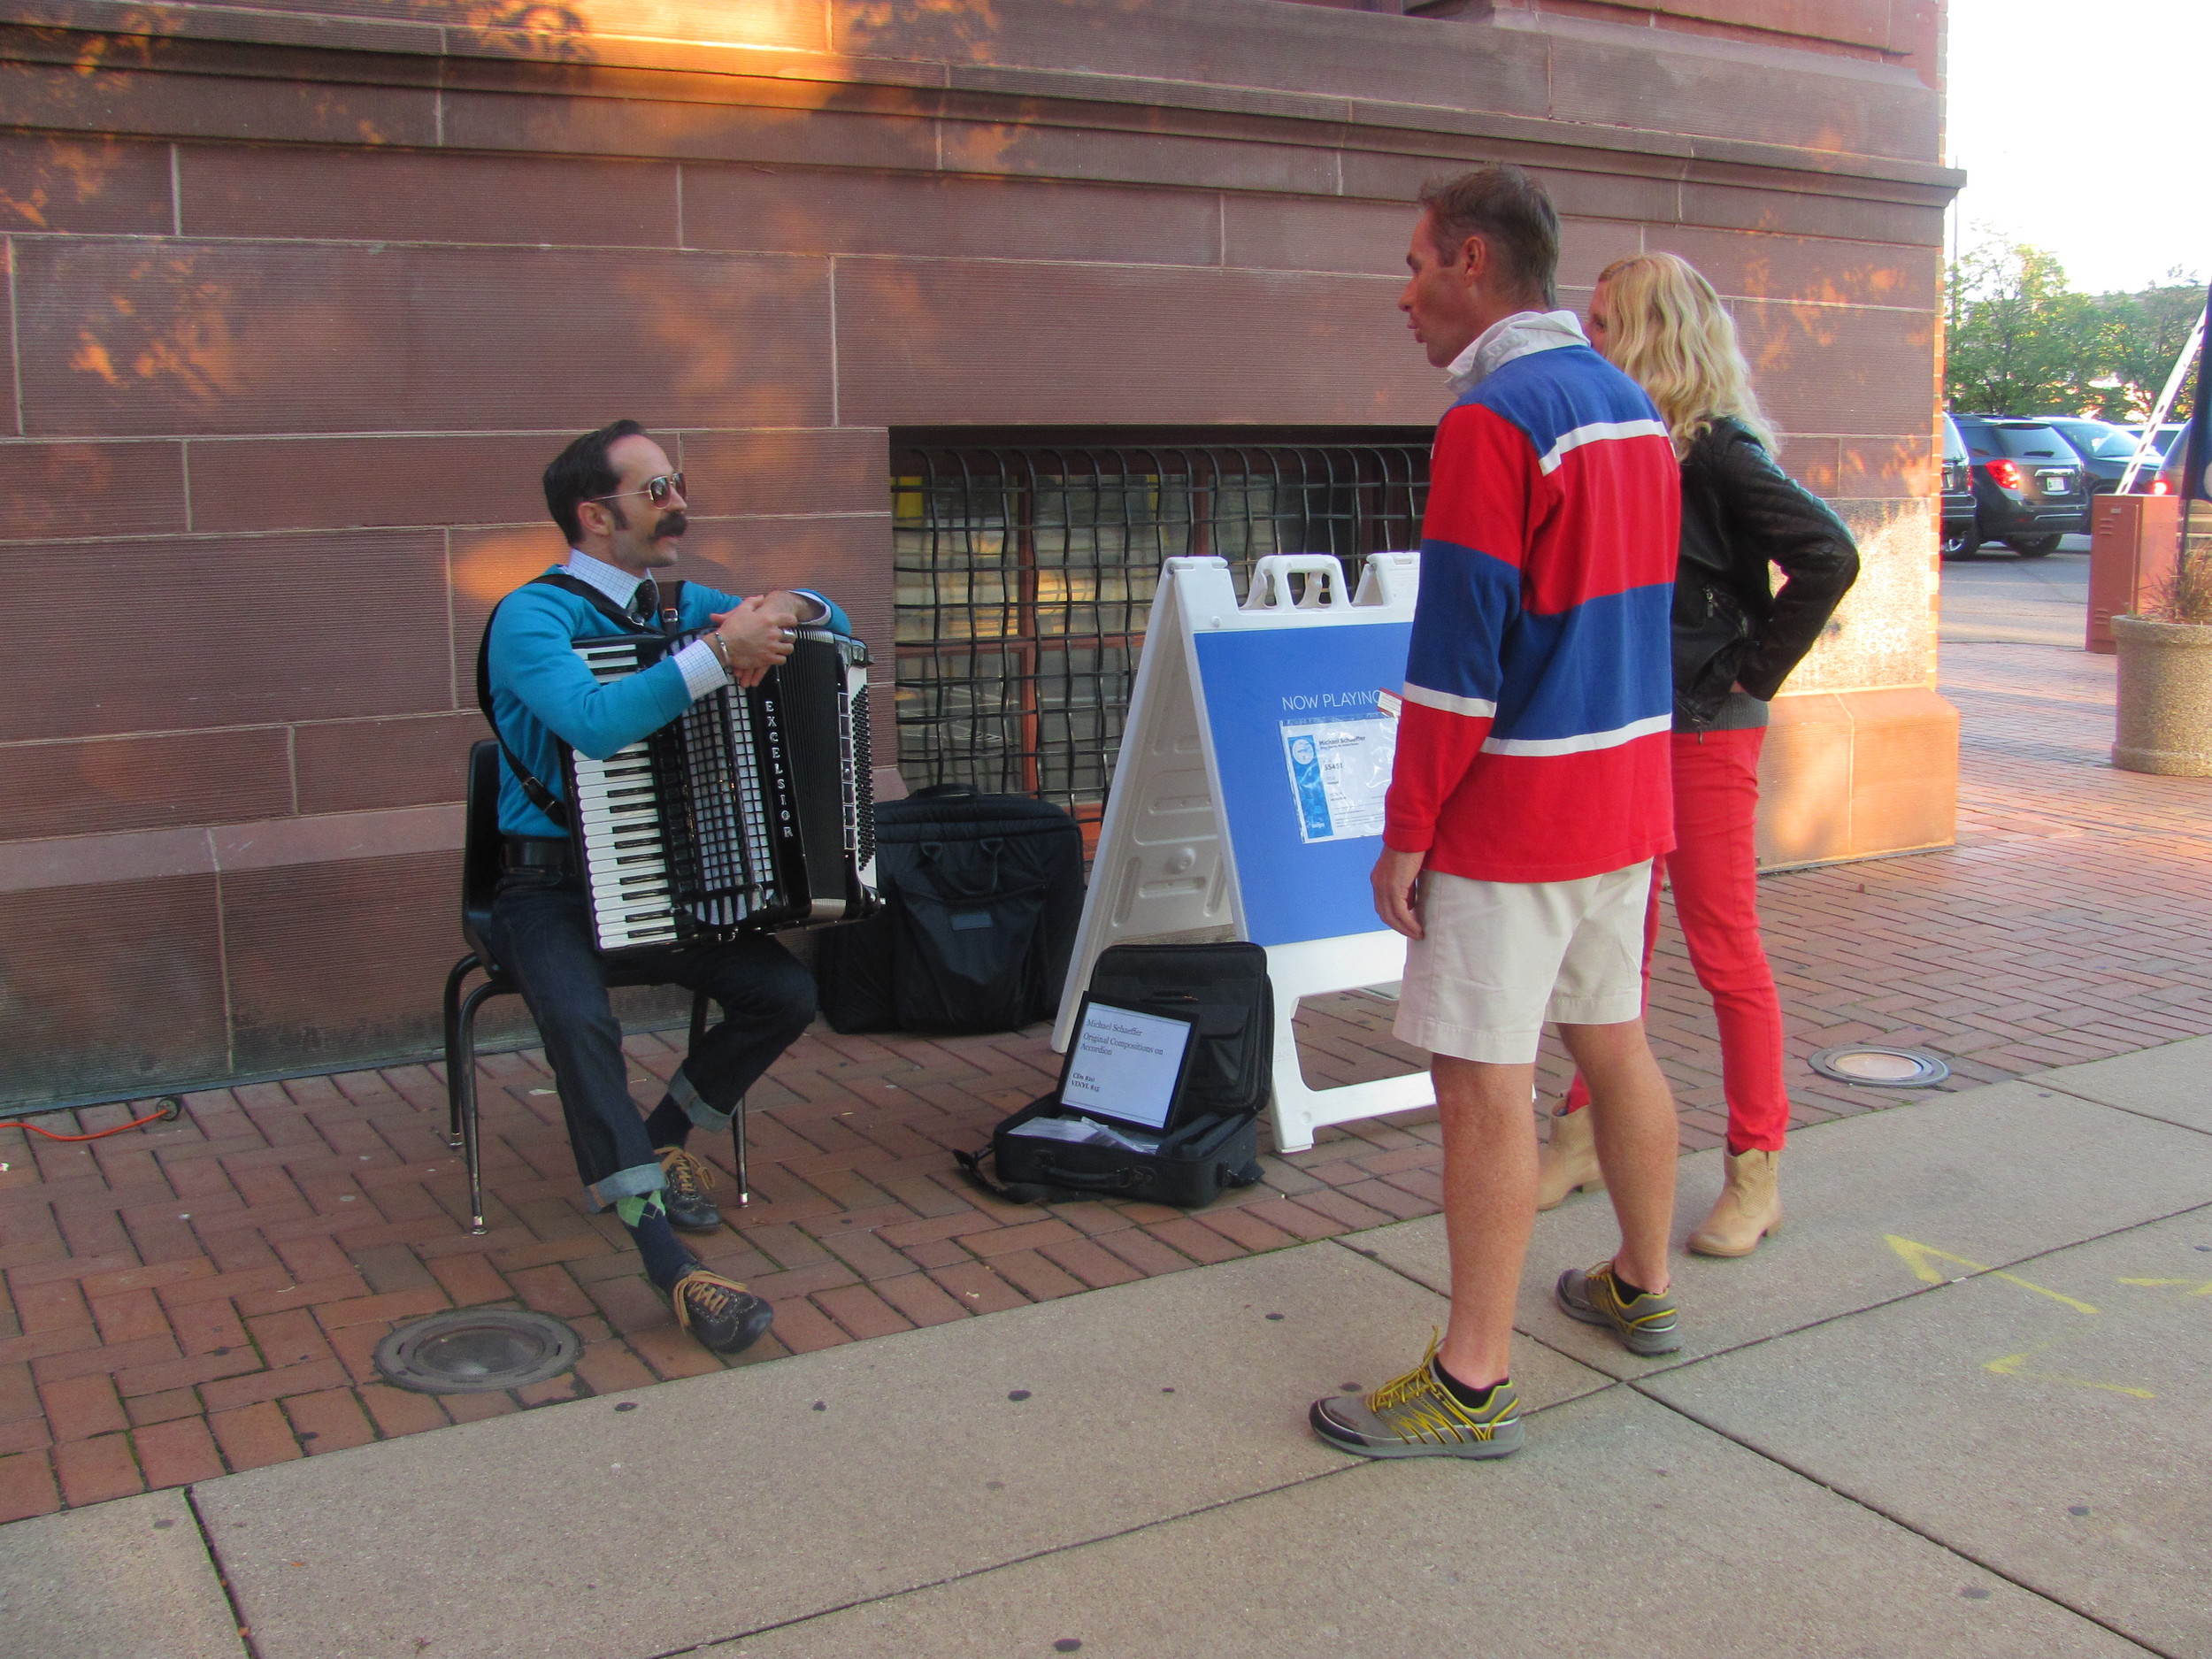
left=2112, top=614, right=2212, bottom=776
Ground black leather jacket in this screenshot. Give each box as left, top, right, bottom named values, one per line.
left=1672, top=417, right=1861, bottom=728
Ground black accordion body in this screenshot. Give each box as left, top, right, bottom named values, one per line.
left=560, top=626, right=879, bottom=957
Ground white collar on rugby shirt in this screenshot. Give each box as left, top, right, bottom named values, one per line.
left=1443, top=309, right=1589, bottom=400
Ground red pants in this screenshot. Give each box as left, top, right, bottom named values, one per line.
left=1562, top=726, right=1788, bottom=1154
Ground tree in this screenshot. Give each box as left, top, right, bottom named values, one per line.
left=1945, top=234, right=2202, bottom=420
left=1944, top=237, right=2104, bottom=414
left=2087, top=271, right=2201, bottom=423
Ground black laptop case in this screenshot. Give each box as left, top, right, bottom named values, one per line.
left=958, top=941, right=1275, bottom=1208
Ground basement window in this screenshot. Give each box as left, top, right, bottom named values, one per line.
left=890, top=432, right=1431, bottom=841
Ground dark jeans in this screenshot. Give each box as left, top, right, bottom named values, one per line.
left=486, top=867, right=816, bottom=1209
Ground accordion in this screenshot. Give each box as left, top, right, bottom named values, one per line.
left=560, top=626, right=879, bottom=957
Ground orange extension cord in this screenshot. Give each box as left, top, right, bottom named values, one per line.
left=0, top=1097, right=183, bottom=1143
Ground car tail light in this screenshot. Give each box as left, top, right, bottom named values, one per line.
left=1988, top=458, right=2024, bottom=489
left=2150, top=475, right=2171, bottom=495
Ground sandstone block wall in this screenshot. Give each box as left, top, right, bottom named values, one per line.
left=0, top=0, right=1961, bottom=1105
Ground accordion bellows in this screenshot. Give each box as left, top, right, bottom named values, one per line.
left=561, top=626, right=879, bottom=956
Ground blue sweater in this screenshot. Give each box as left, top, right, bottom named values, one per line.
left=485, top=570, right=853, bottom=838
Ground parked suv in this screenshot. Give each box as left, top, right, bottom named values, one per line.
left=1950, top=414, right=2090, bottom=556
left=2039, top=416, right=2147, bottom=496
left=2148, top=412, right=2202, bottom=499
left=1940, top=415, right=1980, bottom=558
left=2120, top=423, right=2193, bottom=491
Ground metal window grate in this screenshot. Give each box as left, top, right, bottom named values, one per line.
left=892, top=440, right=1430, bottom=833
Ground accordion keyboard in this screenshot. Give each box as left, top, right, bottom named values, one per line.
left=570, top=640, right=684, bottom=949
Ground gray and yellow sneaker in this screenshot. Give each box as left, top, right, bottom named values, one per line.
left=655, top=1145, right=722, bottom=1232
left=1310, top=1337, right=1524, bottom=1460
left=1555, top=1260, right=1682, bottom=1356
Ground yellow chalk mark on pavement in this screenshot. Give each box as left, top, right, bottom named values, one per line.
left=1984, top=1348, right=2154, bottom=1400
left=1885, top=1236, right=2101, bottom=1314
left=2116, top=1278, right=2212, bottom=1295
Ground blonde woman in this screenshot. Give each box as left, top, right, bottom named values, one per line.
left=1540, top=253, right=1858, bottom=1255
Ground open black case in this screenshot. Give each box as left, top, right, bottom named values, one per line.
left=957, top=941, right=1274, bottom=1208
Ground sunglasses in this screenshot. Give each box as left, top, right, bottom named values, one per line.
left=590, top=472, right=687, bottom=506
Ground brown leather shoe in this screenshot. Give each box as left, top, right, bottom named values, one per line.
left=1536, top=1108, right=1605, bottom=1211
left=672, top=1265, right=773, bottom=1356
left=655, top=1145, right=722, bottom=1233
left=1687, top=1148, right=1783, bottom=1256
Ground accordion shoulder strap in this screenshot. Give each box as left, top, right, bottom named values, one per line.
left=473, top=572, right=691, bottom=833
left=652, top=579, right=687, bottom=633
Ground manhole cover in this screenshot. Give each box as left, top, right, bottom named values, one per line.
left=374, top=1309, right=582, bottom=1394
left=1807, top=1045, right=1950, bottom=1088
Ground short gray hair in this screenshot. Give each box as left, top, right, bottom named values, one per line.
left=1417, top=165, right=1560, bottom=309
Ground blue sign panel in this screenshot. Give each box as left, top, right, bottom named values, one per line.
left=1192, top=621, right=1414, bottom=948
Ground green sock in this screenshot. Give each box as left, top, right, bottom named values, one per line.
left=614, top=1191, right=666, bottom=1227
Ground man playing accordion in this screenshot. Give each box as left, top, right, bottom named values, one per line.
left=480, top=419, right=848, bottom=1356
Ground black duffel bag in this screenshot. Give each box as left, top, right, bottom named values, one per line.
left=957, top=941, right=1274, bottom=1209
left=814, top=784, right=1083, bottom=1034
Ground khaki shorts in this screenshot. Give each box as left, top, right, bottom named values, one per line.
left=1394, top=862, right=1652, bottom=1065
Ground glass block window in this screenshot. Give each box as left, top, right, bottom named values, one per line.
left=892, top=439, right=1430, bottom=839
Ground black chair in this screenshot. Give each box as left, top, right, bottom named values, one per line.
left=441, top=739, right=749, bottom=1234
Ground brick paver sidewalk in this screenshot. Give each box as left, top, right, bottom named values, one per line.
left=4, top=642, right=2209, bottom=1521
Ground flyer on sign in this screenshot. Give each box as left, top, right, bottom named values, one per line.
left=1279, top=707, right=1397, bottom=844
left=1060, top=1002, right=1194, bottom=1130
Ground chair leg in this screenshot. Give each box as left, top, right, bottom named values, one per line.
left=731, top=1094, right=750, bottom=1208
left=687, top=989, right=746, bottom=1204
left=442, top=955, right=480, bottom=1151
left=457, top=981, right=499, bottom=1235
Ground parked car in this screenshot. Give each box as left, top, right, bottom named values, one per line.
left=2147, top=412, right=2202, bottom=499
left=2121, top=423, right=2190, bottom=453
left=2118, top=423, right=2194, bottom=491
left=1949, top=413, right=2090, bottom=556
left=1940, top=415, right=1980, bottom=558
left=2039, top=416, right=2147, bottom=496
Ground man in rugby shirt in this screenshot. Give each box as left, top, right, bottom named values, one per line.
left=1312, top=166, right=1686, bottom=1461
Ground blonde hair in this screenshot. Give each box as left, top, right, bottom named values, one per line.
left=1594, top=252, right=1776, bottom=454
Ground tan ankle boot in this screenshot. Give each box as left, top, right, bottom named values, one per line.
left=1687, top=1148, right=1783, bottom=1256
left=1536, top=1109, right=1605, bottom=1211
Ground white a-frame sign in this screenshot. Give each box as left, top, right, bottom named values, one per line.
left=1052, top=552, right=1431, bottom=1153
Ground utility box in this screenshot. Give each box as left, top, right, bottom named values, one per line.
left=2087, top=495, right=2181, bottom=654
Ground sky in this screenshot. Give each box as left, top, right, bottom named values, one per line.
left=1946, top=0, right=2208, bottom=295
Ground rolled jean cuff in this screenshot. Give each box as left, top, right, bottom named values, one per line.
left=667, top=1068, right=734, bottom=1133
left=588, top=1161, right=667, bottom=1211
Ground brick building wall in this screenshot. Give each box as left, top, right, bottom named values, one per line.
left=0, top=0, right=1962, bottom=1107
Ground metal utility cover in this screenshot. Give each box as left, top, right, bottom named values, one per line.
left=1808, top=1045, right=1950, bottom=1087
left=374, top=1308, right=582, bottom=1394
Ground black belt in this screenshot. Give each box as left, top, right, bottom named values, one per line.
left=503, top=836, right=571, bottom=872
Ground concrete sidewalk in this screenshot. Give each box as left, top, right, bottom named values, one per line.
left=8, top=1038, right=2208, bottom=1659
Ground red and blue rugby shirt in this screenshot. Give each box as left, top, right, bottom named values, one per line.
left=1384, top=335, right=1682, bottom=882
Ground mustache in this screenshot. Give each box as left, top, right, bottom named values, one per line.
left=655, top=511, right=687, bottom=539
